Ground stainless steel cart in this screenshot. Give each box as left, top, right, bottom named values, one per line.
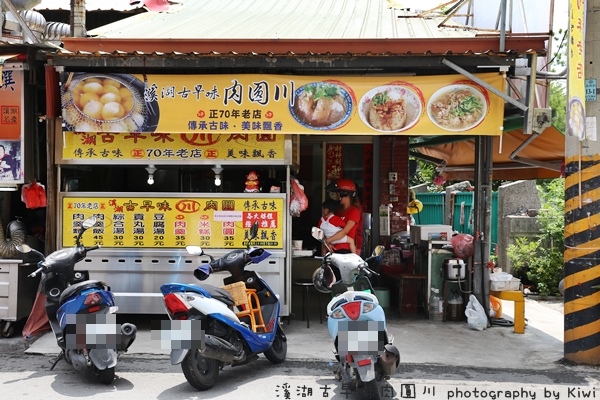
left=0, top=260, right=40, bottom=338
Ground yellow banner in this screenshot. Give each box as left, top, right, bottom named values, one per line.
left=567, top=0, right=587, bottom=139
left=60, top=132, right=286, bottom=162
left=62, top=195, right=285, bottom=249
left=60, top=72, right=505, bottom=136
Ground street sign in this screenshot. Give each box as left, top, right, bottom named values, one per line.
left=585, top=79, right=597, bottom=101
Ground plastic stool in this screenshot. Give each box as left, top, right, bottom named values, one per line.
left=294, top=279, right=323, bottom=328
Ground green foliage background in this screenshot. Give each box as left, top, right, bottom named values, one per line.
left=506, top=179, right=565, bottom=296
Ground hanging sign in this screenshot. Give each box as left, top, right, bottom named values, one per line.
left=61, top=195, right=285, bottom=249
left=0, top=67, right=24, bottom=183
left=59, top=72, right=505, bottom=136
left=567, top=0, right=587, bottom=139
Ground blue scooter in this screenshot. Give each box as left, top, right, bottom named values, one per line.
left=159, top=221, right=287, bottom=391
left=17, top=216, right=137, bottom=384
left=311, top=227, right=400, bottom=400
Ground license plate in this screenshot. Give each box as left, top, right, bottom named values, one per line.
left=337, top=320, right=384, bottom=355
left=150, top=319, right=205, bottom=350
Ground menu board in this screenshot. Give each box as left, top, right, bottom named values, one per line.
left=61, top=195, right=285, bottom=249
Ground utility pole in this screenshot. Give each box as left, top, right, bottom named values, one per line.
left=564, top=0, right=600, bottom=364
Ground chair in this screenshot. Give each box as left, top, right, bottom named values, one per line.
left=293, top=279, right=323, bottom=328
left=223, top=282, right=266, bottom=332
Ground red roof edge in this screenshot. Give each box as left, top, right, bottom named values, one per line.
left=60, top=37, right=548, bottom=56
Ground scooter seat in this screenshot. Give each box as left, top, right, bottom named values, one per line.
left=197, top=284, right=235, bottom=307
left=59, top=280, right=110, bottom=305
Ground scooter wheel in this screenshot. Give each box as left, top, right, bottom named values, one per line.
left=95, top=366, right=115, bottom=384
left=181, top=349, right=219, bottom=390
left=263, top=327, right=287, bottom=364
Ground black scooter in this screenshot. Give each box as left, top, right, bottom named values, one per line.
left=17, top=216, right=137, bottom=384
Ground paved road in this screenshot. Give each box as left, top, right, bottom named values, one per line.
left=1, top=352, right=598, bottom=400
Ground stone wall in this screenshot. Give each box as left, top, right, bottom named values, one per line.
left=497, top=181, right=541, bottom=273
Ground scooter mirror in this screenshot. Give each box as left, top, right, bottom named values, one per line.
left=15, top=244, right=32, bottom=253
left=311, top=227, right=324, bottom=241
left=186, top=245, right=203, bottom=256
left=82, top=216, right=97, bottom=230
left=372, top=245, right=385, bottom=257
left=194, top=264, right=211, bottom=281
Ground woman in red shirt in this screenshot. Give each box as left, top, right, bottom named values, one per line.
left=324, top=179, right=362, bottom=255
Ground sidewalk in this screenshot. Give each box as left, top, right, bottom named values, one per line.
left=15, top=297, right=565, bottom=370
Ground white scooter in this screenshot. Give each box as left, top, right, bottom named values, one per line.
left=311, top=227, right=400, bottom=400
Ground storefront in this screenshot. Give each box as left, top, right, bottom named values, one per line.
left=46, top=65, right=510, bottom=316
left=36, top=0, right=555, bottom=319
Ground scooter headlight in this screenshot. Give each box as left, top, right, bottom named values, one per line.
left=362, top=302, right=376, bottom=313
left=331, top=309, right=345, bottom=319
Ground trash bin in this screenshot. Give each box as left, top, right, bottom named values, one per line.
left=374, top=287, right=390, bottom=310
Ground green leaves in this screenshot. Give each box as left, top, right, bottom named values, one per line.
left=506, top=178, right=565, bottom=296
left=372, top=91, right=389, bottom=106
left=306, top=84, right=339, bottom=100
left=450, top=95, right=483, bottom=118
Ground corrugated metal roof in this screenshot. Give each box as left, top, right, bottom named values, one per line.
left=87, top=0, right=476, bottom=40
left=34, top=0, right=144, bottom=12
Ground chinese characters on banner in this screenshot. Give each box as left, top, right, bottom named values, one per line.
left=60, top=72, right=505, bottom=136
left=325, top=144, right=343, bottom=180
left=567, top=0, right=587, bottom=139
left=62, top=196, right=285, bottom=249
left=0, top=68, right=23, bottom=183
left=60, top=132, right=286, bottom=162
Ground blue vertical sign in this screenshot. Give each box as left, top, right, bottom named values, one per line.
left=586, top=79, right=596, bottom=102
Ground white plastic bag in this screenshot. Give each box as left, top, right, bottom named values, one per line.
left=465, top=294, right=488, bottom=331
left=490, top=272, right=513, bottom=281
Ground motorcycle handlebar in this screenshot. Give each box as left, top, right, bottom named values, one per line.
left=86, top=245, right=101, bottom=253
left=28, top=267, right=43, bottom=278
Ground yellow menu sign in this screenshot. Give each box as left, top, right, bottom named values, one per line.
left=61, top=195, right=285, bottom=249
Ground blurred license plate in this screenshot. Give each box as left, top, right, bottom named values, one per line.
left=337, top=321, right=384, bottom=355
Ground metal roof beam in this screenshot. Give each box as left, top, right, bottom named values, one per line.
left=47, top=54, right=518, bottom=72
left=441, top=57, right=527, bottom=111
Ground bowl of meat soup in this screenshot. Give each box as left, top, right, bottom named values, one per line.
left=359, top=84, right=424, bottom=133
left=289, top=82, right=353, bottom=130
left=427, top=83, right=488, bottom=132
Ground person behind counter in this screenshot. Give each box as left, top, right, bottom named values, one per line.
left=324, top=178, right=362, bottom=255
left=318, top=199, right=356, bottom=255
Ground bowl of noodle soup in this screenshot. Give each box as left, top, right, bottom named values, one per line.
left=427, top=83, right=488, bottom=132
